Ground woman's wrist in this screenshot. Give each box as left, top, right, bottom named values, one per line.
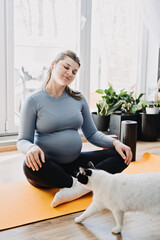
left=112, top=139, right=120, bottom=147
left=26, top=144, right=37, bottom=153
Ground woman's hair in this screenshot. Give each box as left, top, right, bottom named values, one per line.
left=43, top=50, right=82, bottom=100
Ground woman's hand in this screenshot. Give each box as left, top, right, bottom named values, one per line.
left=112, top=140, right=132, bottom=165
left=26, top=145, right=45, bottom=171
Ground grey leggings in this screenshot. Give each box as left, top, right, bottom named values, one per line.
left=23, top=148, right=128, bottom=189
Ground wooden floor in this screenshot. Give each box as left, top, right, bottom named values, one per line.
left=0, top=140, right=160, bottom=240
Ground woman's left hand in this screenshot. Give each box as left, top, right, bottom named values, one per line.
left=112, top=140, right=132, bottom=165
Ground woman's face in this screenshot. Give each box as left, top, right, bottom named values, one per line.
left=52, top=56, right=80, bottom=86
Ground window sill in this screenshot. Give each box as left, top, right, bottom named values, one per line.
left=0, top=135, right=18, bottom=147
left=0, top=132, right=87, bottom=149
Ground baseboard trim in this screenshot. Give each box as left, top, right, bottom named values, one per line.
left=0, top=146, right=18, bottom=152
left=0, top=137, right=87, bottom=152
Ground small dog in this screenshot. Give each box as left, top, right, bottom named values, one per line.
left=75, top=168, right=160, bottom=234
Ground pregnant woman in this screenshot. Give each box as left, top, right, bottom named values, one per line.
left=17, top=50, right=132, bottom=207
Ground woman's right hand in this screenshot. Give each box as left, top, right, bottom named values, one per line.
left=25, top=145, right=45, bottom=171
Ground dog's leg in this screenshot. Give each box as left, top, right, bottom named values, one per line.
left=75, top=201, right=104, bottom=223
left=111, top=210, right=124, bottom=234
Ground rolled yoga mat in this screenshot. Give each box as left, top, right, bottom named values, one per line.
left=0, top=152, right=160, bottom=231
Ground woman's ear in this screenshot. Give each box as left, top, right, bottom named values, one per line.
left=51, top=61, right=54, bottom=69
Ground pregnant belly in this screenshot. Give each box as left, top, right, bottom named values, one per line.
left=35, top=129, right=82, bottom=163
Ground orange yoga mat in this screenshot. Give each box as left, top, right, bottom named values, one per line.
left=0, top=152, right=160, bottom=231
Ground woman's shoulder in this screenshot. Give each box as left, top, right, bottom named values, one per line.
left=23, top=89, right=44, bottom=107
left=31, top=88, right=44, bottom=98
left=81, top=95, right=88, bottom=104
left=72, top=93, right=87, bottom=105
left=27, top=88, right=44, bottom=101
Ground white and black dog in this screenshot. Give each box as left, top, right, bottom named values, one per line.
left=75, top=167, right=160, bottom=234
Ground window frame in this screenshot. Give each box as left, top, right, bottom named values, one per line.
left=0, top=0, right=7, bottom=135
left=6, top=0, right=18, bottom=133
left=77, top=0, right=92, bottom=104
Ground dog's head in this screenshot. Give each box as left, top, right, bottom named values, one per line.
left=76, top=168, right=92, bottom=185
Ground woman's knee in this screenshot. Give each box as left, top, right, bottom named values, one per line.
left=23, top=159, right=73, bottom=189
left=23, top=160, right=38, bottom=177
left=23, top=160, right=30, bottom=177
left=101, top=148, right=124, bottom=161
left=95, top=148, right=128, bottom=173
left=23, top=160, right=54, bottom=188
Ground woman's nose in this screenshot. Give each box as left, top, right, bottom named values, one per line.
left=66, top=69, right=72, bottom=76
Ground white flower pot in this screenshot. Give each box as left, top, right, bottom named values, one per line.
left=146, top=107, right=159, bottom=114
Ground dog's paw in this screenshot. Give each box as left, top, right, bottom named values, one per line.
left=112, top=226, right=122, bottom=234
left=75, top=216, right=82, bottom=223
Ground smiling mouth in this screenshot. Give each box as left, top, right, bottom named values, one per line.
left=63, top=76, right=70, bottom=81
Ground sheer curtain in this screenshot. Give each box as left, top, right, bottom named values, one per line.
left=140, top=0, right=160, bottom=46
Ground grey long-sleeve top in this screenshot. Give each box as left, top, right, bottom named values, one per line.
left=17, top=87, right=114, bottom=164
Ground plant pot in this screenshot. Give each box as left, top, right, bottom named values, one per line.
left=138, top=113, right=159, bottom=141
left=146, top=107, right=159, bottom=114
left=92, top=112, right=110, bottom=132
left=109, top=112, right=138, bottom=139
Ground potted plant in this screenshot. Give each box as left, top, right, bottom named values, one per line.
left=138, top=100, right=160, bottom=141
left=92, top=84, right=124, bottom=131
left=109, top=90, right=144, bottom=139
left=146, top=100, right=160, bottom=114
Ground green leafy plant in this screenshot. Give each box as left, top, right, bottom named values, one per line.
left=141, top=100, right=147, bottom=113
left=96, top=83, right=144, bottom=116
left=140, top=99, right=160, bottom=113
left=96, top=84, right=125, bottom=116
left=119, top=91, right=144, bottom=114
left=145, top=100, right=160, bottom=108
left=153, top=100, right=160, bottom=107
left=147, top=101, right=155, bottom=108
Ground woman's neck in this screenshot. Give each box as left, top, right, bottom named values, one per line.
left=46, top=82, right=66, bottom=98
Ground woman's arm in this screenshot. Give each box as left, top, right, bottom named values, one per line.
left=17, top=96, right=37, bottom=154
left=81, top=97, right=132, bottom=164
left=81, top=97, right=114, bottom=148
left=17, top=96, right=45, bottom=170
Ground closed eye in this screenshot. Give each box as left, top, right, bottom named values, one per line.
left=63, top=65, right=77, bottom=75
left=64, top=65, right=69, bottom=70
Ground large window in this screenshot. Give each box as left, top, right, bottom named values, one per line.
left=0, top=0, right=92, bottom=135
left=89, top=0, right=140, bottom=109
